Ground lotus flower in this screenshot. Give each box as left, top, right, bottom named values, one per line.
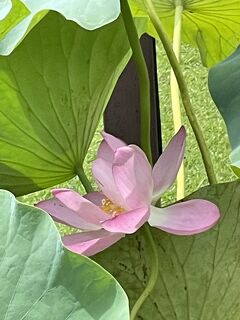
left=37, top=127, right=220, bottom=256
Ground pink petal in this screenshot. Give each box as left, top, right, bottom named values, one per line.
left=102, top=131, right=126, bottom=149
left=52, top=189, right=107, bottom=224
left=37, top=198, right=100, bottom=230
left=102, top=206, right=149, bottom=234
left=97, top=141, right=115, bottom=162
left=92, top=158, right=126, bottom=208
left=97, top=132, right=126, bottom=162
left=148, top=199, right=220, bottom=235
left=84, top=191, right=105, bottom=206
left=63, top=229, right=125, bottom=256
left=112, top=145, right=153, bottom=209
left=152, top=126, right=186, bottom=202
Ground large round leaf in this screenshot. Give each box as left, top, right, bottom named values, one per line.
left=0, top=0, right=120, bottom=55
left=94, top=181, right=240, bottom=319
left=208, top=46, right=240, bottom=176
left=0, top=189, right=129, bottom=319
left=0, top=12, right=139, bottom=195
left=131, top=0, right=240, bottom=66
left=22, top=0, right=120, bottom=30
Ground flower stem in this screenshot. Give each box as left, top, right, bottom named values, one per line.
left=130, top=224, right=159, bottom=320
left=75, top=167, right=94, bottom=193
left=121, top=1, right=159, bottom=318
left=170, top=0, right=184, bottom=199
left=143, top=0, right=217, bottom=185
left=120, top=0, right=152, bottom=164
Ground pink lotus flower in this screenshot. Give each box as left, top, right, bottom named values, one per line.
left=37, top=127, right=220, bottom=256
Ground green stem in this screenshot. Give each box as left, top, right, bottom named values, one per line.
left=170, top=1, right=184, bottom=200
left=130, top=225, right=159, bottom=320
left=121, top=1, right=159, bottom=318
left=143, top=0, right=217, bottom=185
left=75, top=167, right=94, bottom=193
left=121, top=0, right=152, bottom=164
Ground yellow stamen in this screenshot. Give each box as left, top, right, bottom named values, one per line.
left=100, top=198, right=125, bottom=217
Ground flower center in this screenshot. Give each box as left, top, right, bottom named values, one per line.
left=100, top=198, right=125, bottom=217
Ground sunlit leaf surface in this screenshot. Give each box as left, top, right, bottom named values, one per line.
left=0, top=12, right=138, bottom=195
left=0, top=0, right=120, bottom=55
left=0, top=0, right=29, bottom=41
left=131, top=0, right=240, bottom=66
left=0, top=0, right=12, bottom=20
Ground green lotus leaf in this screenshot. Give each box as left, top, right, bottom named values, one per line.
left=0, top=0, right=29, bottom=41
left=209, top=46, right=240, bottom=176
left=130, top=0, right=240, bottom=66
left=0, top=0, right=120, bottom=55
left=95, top=180, right=240, bottom=319
left=0, top=189, right=129, bottom=319
left=0, top=12, right=148, bottom=195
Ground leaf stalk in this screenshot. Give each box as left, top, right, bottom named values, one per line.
left=143, top=0, right=217, bottom=185
left=76, top=167, right=94, bottom=193
left=121, top=0, right=152, bottom=164
left=121, top=1, right=159, bottom=318
left=171, top=0, right=184, bottom=199
left=130, top=225, right=159, bottom=320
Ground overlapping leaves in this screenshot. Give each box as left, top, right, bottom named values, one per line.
left=0, top=12, right=141, bottom=195
left=0, top=0, right=29, bottom=41
left=0, top=189, right=129, bottom=319
left=95, top=181, right=240, bottom=319
left=0, top=0, right=120, bottom=55
left=131, top=0, right=240, bottom=66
